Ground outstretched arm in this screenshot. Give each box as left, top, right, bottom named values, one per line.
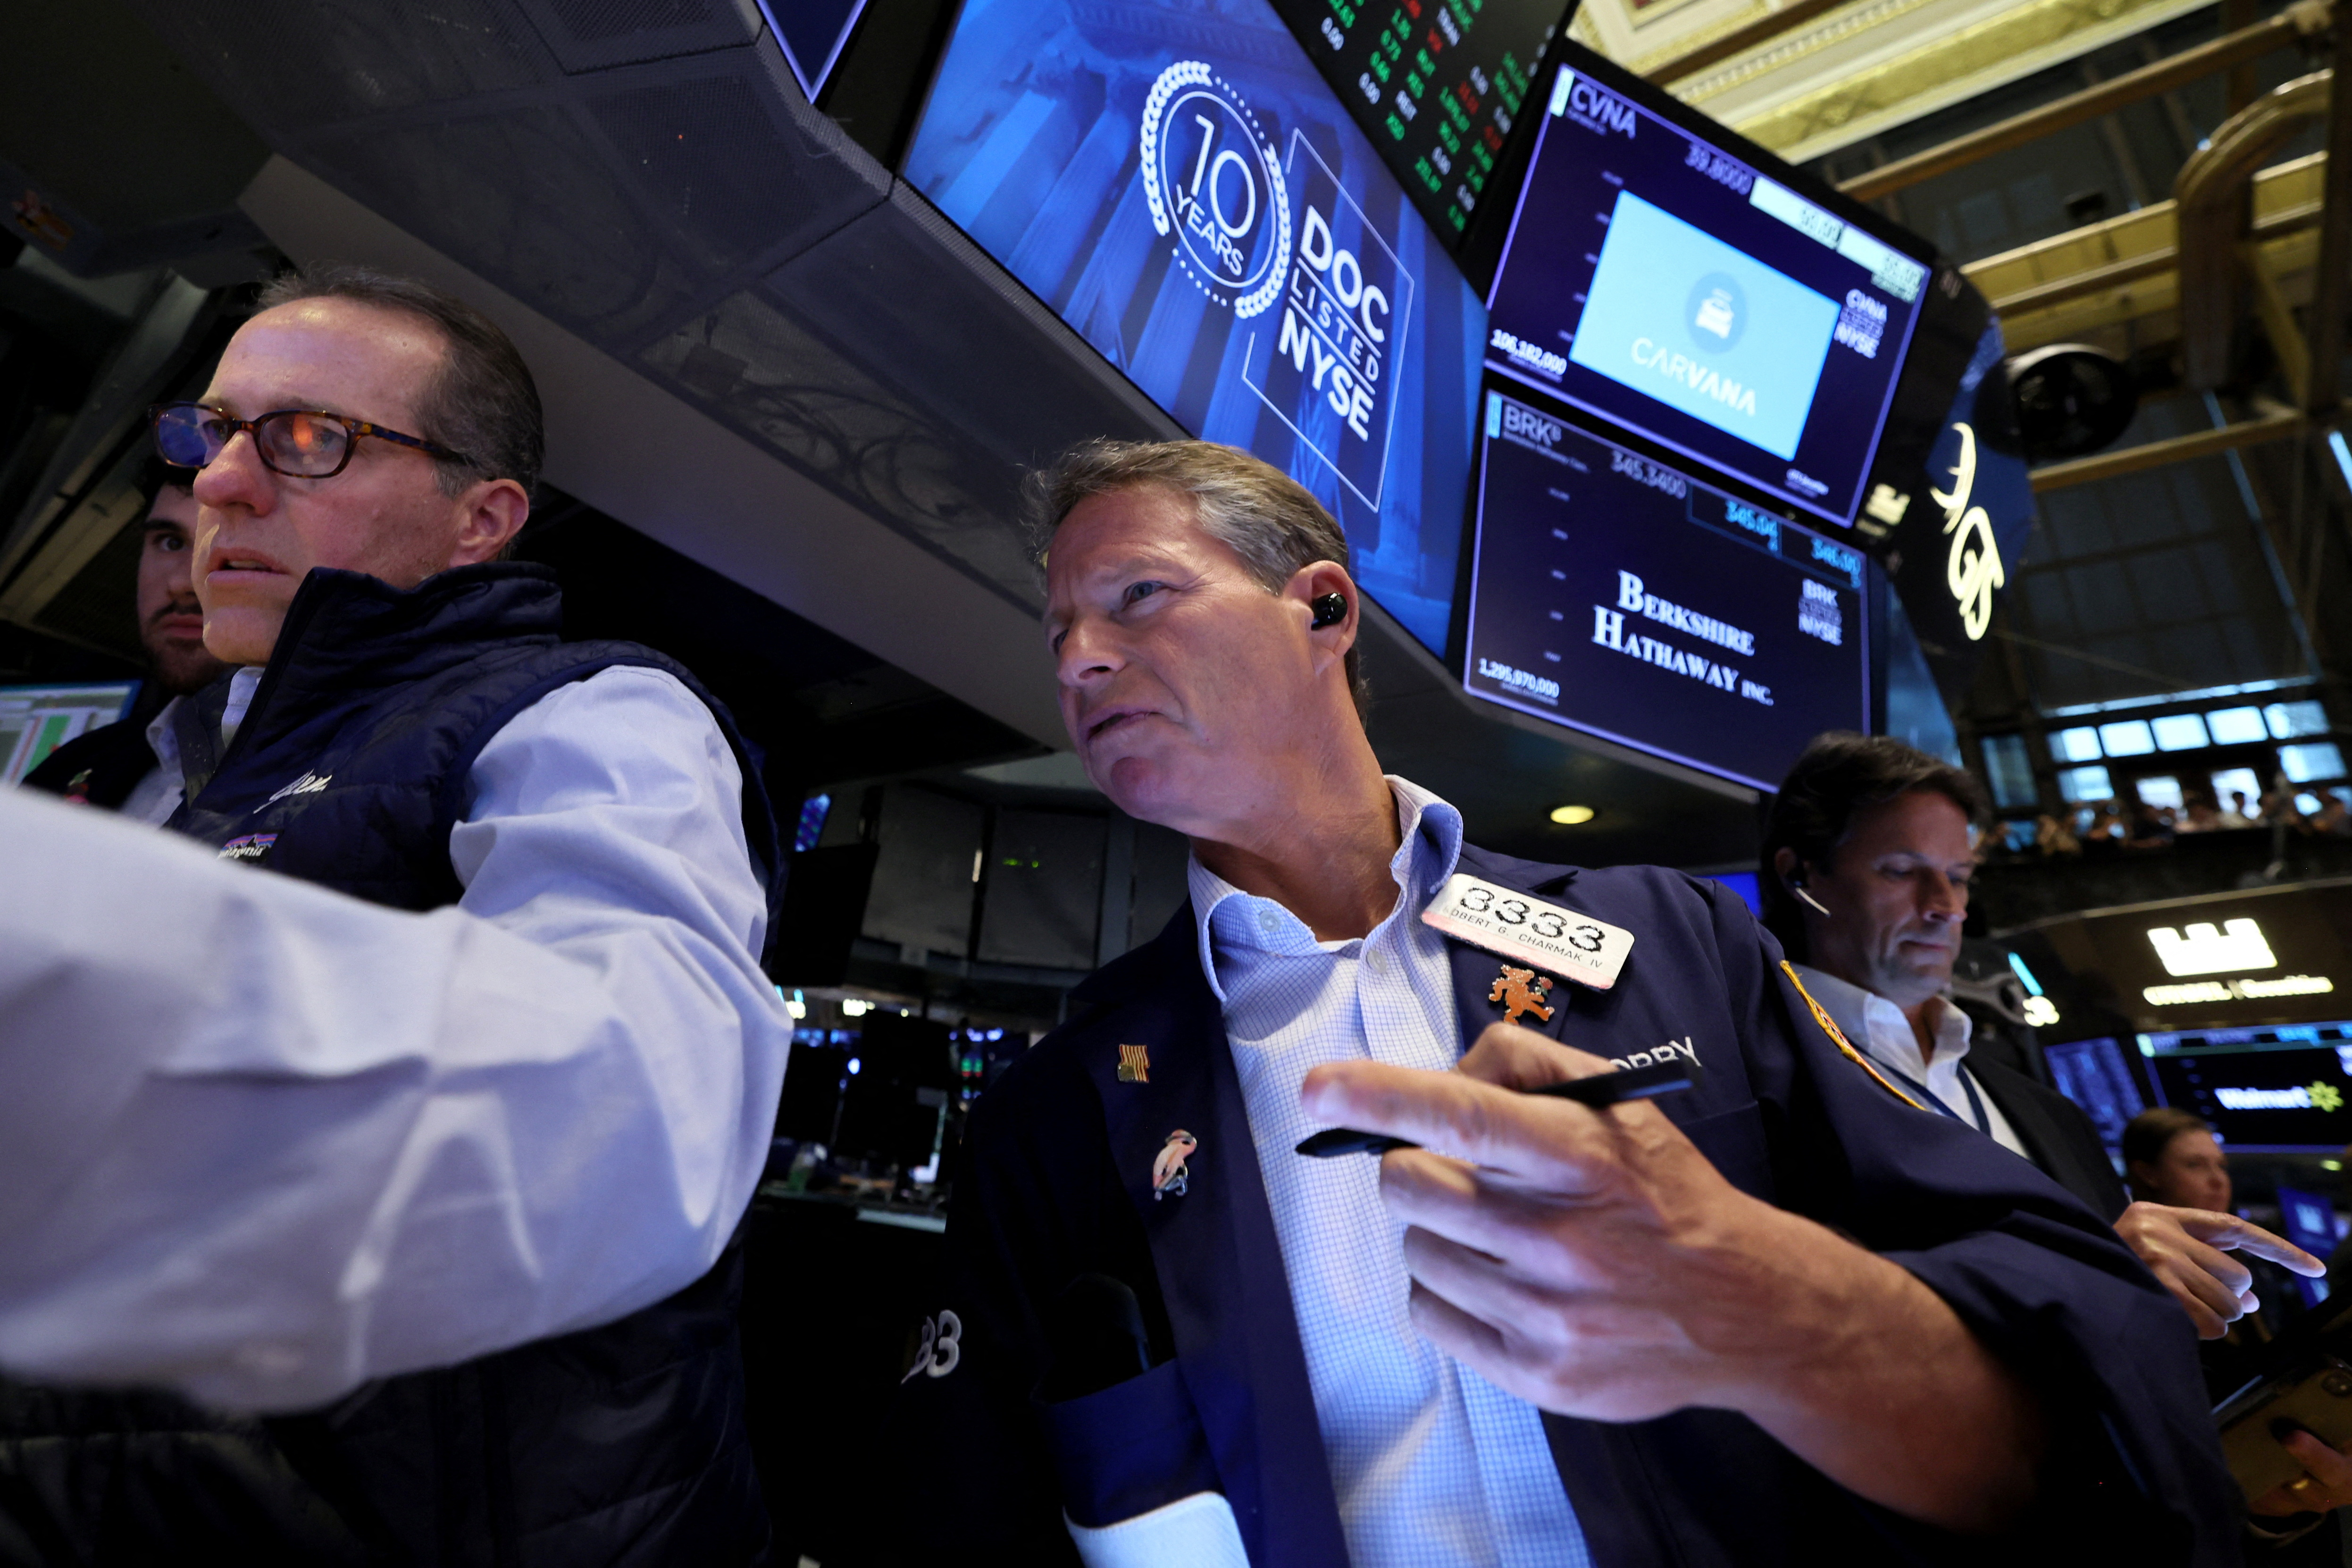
left=0, top=673, right=786, bottom=1412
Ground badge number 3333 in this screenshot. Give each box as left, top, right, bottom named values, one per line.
left=1420, top=873, right=1635, bottom=990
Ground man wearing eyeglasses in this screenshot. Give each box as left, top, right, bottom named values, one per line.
left=0, top=264, right=786, bottom=1564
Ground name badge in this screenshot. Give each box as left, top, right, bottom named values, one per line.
left=1420, top=873, right=1635, bottom=990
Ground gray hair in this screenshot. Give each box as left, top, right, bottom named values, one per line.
left=255, top=262, right=543, bottom=502
left=1026, top=438, right=1369, bottom=720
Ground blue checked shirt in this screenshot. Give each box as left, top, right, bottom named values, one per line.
left=1187, top=778, right=1589, bottom=1568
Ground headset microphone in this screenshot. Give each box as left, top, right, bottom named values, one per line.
left=1310, top=593, right=1347, bottom=629
left=1790, top=875, right=1833, bottom=919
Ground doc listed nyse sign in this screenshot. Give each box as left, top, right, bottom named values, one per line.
left=1142, top=60, right=1415, bottom=510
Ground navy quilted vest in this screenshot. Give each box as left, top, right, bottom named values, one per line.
left=166, top=562, right=779, bottom=1567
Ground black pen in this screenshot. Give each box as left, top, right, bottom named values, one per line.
left=1294, top=1057, right=1701, bottom=1157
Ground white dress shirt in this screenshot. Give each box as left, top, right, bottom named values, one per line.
left=1189, top=777, right=1588, bottom=1568
left=114, top=696, right=185, bottom=825
left=0, top=664, right=789, bottom=1413
left=120, top=669, right=264, bottom=825
left=1791, top=965, right=2028, bottom=1159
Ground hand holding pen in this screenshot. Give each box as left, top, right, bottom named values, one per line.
left=1296, top=1023, right=1972, bottom=1443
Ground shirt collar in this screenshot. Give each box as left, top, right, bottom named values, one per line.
left=1791, top=963, right=1973, bottom=1082
left=1188, top=776, right=1464, bottom=1003
left=145, top=696, right=185, bottom=779
left=220, top=667, right=263, bottom=746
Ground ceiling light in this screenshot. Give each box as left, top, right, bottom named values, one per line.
left=1548, top=805, right=1596, bottom=825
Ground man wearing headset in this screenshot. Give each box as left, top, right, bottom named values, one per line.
left=1763, top=731, right=2346, bottom=1528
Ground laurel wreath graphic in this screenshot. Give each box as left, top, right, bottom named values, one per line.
left=1138, top=60, right=1208, bottom=239
left=1137, top=59, right=1292, bottom=321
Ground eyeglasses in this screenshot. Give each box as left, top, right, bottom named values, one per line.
left=150, top=402, right=470, bottom=479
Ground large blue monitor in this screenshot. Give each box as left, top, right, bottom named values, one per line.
left=1483, top=43, right=1932, bottom=528
left=906, top=0, right=1488, bottom=655
left=1463, top=387, right=1869, bottom=791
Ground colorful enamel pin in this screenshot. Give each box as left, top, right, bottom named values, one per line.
left=1151, top=1130, right=1197, bottom=1200
left=1489, top=965, right=1556, bottom=1026
left=1117, top=1043, right=1151, bottom=1083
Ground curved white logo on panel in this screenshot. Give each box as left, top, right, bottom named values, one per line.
left=1140, top=61, right=1291, bottom=319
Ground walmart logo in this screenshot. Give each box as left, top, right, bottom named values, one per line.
left=2213, top=1082, right=2345, bottom=1111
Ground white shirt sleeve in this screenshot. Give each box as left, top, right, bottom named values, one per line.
left=0, top=665, right=788, bottom=1412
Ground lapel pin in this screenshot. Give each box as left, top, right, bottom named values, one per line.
left=1117, top=1043, right=1151, bottom=1083
left=1490, top=964, right=1556, bottom=1026
left=1151, top=1130, right=1197, bottom=1200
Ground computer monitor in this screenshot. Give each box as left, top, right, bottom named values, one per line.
left=1258, top=0, right=1564, bottom=251
left=0, top=681, right=140, bottom=784
left=1482, top=42, right=1933, bottom=528
left=2042, top=1036, right=2148, bottom=1151
left=2139, top=1022, right=2352, bottom=1154
left=1461, top=386, right=1869, bottom=790
left=904, top=0, right=1489, bottom=654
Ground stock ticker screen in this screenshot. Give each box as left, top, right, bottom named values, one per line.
left=1263, top=0, right=1559, bottom=250
left=1463, top=388, right=1869, bottom=790
left=2140, top=1023, right=2352, bottom=1153
left=907, top=0, right=1487, bottom=655
left=1483, top=44, right=1932, bottom=528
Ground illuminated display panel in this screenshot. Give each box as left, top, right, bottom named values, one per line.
left=1263, top=0, right=1559, bottom=249
left=2141, top=1023, right=2352, bottom=1153
left=1463, top=386, right=1868, bottom=791
left=1482, top=43, right=1932, bottom=528
left=906, top=0, right=1487, bottom=654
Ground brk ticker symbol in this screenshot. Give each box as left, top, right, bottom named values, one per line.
left=1140, top=61, right=1290, bottom=319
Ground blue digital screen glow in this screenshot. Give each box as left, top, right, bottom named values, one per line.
left=1484, top=46, right=1932, bottom=528
left=906, top=0, right=1486, bottom=654
left=1462, top=386, right=1869, bottom=791
left=2042, top=1036, right=2147, bottom=1150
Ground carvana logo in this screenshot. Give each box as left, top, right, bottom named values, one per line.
left=1569, top=193, right=1837, bottom=460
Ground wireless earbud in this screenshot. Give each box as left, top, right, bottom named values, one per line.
left=1310, top=593, right=1347, bottom=629
left=1789, top=874, right=1833, bottom=918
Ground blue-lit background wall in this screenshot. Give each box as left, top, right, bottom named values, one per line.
left=907, top=0, right=1484, bottom=654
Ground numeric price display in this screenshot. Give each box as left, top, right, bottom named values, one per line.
left=1266, top=0, right=1561, bottom=249
left=1463, top=386, right=1871, bottom=791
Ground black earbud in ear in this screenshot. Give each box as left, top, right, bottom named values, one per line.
left=1310, top=593, right=1347, bottom=629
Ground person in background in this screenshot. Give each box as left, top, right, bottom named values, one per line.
left=23, top=462, right=229, bottom=818
left=1763, top=735, right=2128, bottom=1220
left=1763, top=739, right=2324, bottom=1338
left=2225, top=790, right=2261, bottom=828
left=2177, top=794, right=2225, bottom=834
left=2125, top=1108, right=2352, bottom=1535
left=2261, top=779, right=2307, bottom=832
left=2129, top=798, right=2178, bottom=849
left=2311, top=794, right=2352, bottom=838
left=2086, top=799, right=2129, bottom=850
left=2034, top=810, right=2082, bottom=857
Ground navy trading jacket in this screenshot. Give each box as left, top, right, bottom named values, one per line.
left=892, top=846, right=2239, bottom=1568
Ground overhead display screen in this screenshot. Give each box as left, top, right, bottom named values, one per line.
left=906, top=0, right=1487, bottom=655
left=1482, top=44, right=1932, bottom=528
left=1264, top=0, right=1558, bottom=249
left=1464, top=387, right=1869, bottom=790
left=2140, top=1023, right=2352, bottom=1154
